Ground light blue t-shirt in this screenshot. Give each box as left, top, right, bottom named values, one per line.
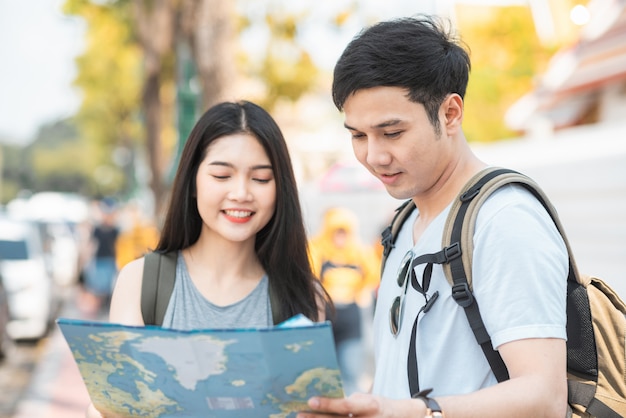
left=371, top=184, right=568, bottom=398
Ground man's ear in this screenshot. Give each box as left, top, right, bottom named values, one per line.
left=442, top=93, right=464, bottom=135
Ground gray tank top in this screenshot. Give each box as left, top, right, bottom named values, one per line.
left=161, top=252, right=273, bottom=330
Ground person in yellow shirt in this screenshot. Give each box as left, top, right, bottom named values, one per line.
left=309, top=207, right=380, bottom=395
left=115, top=203, right=160, bottom=270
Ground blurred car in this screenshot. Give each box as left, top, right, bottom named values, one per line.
left=0, top=275, right=12, bottom=359
left=36, top=220, right=81, bottom=287
left=7, top=192, right=88, bottom=288
left=0, top=216, right=56, bottom=340
left=317, top=161, right=385, bottom=193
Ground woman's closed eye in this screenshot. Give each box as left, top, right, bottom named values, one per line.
left=252, top=177, right=272, bottom=184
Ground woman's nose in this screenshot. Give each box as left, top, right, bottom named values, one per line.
left=228, top=178, right=252, bottom=201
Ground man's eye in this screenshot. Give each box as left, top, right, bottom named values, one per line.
left=351, top=133, right=366, bottom=139
left=384, top=131, right=401, bottom=138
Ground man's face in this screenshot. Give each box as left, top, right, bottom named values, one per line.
left=342, top=86, right=453, bottom=201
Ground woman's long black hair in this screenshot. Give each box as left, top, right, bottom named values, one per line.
left=156, top=100, right=329, bottom=322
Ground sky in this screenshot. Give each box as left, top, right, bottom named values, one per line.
left=0, top=0, right=85, bottom=144
left=0, top=0, right=527, bottom=146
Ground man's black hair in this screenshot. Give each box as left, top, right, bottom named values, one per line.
left=332, top=15, right=471, bottom=132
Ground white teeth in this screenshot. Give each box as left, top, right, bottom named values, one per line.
left=224, top=210, right=252, bottom=218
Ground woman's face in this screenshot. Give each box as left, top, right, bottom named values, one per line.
left=195, top=133, right=276, bottom=245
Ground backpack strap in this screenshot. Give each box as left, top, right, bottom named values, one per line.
left=442, top=167, right=580, bottom=290
left=442, top=166, right=581, bottom=383
left=268, top=283, right=282, bottom=325
left=380, top=199, right=416, bottom=275
left=141, top=251, right=177, bottom=326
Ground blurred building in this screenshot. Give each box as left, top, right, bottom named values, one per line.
left=505, top=0, right=626, bottom=134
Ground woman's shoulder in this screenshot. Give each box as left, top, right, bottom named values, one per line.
left=109, top=256, right=147, bottom=325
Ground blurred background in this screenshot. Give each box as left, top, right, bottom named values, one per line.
left=0, top=0, right=625, bottom=416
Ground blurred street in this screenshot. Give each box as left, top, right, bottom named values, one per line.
left=1, top=288, right=97, bottom=418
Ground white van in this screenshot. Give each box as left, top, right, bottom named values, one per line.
left=0, top=217, right=56, bottom=340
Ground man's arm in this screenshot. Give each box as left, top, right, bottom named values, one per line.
left=297, top=337, right=567, bottom=418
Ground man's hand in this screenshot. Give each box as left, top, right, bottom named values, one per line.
left=297, top=393, right=425, bottom=418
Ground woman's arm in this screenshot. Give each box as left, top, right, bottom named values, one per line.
left=85, top=257, right=146, bottom=417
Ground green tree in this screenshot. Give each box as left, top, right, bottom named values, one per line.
left=63, top=0, right=144, bottom=197
left=30, top=120, right=103, bottom=196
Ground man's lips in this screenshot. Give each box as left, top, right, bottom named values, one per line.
left=378, top=172, right=401, bottom=185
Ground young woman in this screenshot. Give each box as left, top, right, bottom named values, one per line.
left=86, top=100, right=331, bottom=417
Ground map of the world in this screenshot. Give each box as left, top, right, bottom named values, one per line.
left=57, top=316, right=344, bottom=417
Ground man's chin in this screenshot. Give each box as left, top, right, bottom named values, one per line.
left=384, top=186, right=411, bottom=201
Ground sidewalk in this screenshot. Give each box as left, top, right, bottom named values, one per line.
left=12, top=292, right=100, bottom=418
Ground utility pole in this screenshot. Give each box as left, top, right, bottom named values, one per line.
left=168, top=39, right=200, bottom=183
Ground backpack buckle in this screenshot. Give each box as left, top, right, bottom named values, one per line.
left=381, top=226, right=393, bottom=257
left=444, top=242, right=461, bottom=261
left=451, top=283, right=474, bottom=307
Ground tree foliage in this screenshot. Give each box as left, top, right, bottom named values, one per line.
left=1, top=119, right=101, bottom=203
left=63, top=0, right=144, bottom=196
left=456, top=5, right=558, bottom=142
left=237, top=2, right=320, bottom=110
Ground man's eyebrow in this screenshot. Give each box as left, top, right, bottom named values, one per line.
left=344, top=119, right=403, bottom=130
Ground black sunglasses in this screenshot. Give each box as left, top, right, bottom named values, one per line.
left=389, top=251, right=414, bottom=337
left=389, top=251, right=440, bottom=337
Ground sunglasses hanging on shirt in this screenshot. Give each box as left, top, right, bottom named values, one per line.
left=389, top=251, right=440, bottom=337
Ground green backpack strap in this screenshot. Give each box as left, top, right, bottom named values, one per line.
left=268, top=284, right=282, bottom=325
left=141, top=251, right=177, bottom=326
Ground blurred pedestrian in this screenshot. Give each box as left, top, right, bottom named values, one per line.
left=114, top=201, right=160, bottom=270
left=80, top=200, right=119, bottom=315
left=309, top=207, right=380, bottom=395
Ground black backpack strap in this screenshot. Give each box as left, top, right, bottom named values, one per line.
left=141, top=251, right=177, bottom=326
left=381, top=199, right=416, bottom=275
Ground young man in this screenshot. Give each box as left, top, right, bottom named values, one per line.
left=298, top=16, right=568, bottom=418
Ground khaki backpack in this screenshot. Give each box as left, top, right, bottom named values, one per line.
left=380, top=167, right=626, bottom=417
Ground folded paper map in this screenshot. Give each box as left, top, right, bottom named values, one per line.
left=57, top=315, right=344, bottom=418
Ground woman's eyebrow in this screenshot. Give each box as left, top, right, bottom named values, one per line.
left=208, top=161, right=272, bottom=171
left=208, top=160, right=232, bottom=167
left=251, top=164, right=273, bottom=170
